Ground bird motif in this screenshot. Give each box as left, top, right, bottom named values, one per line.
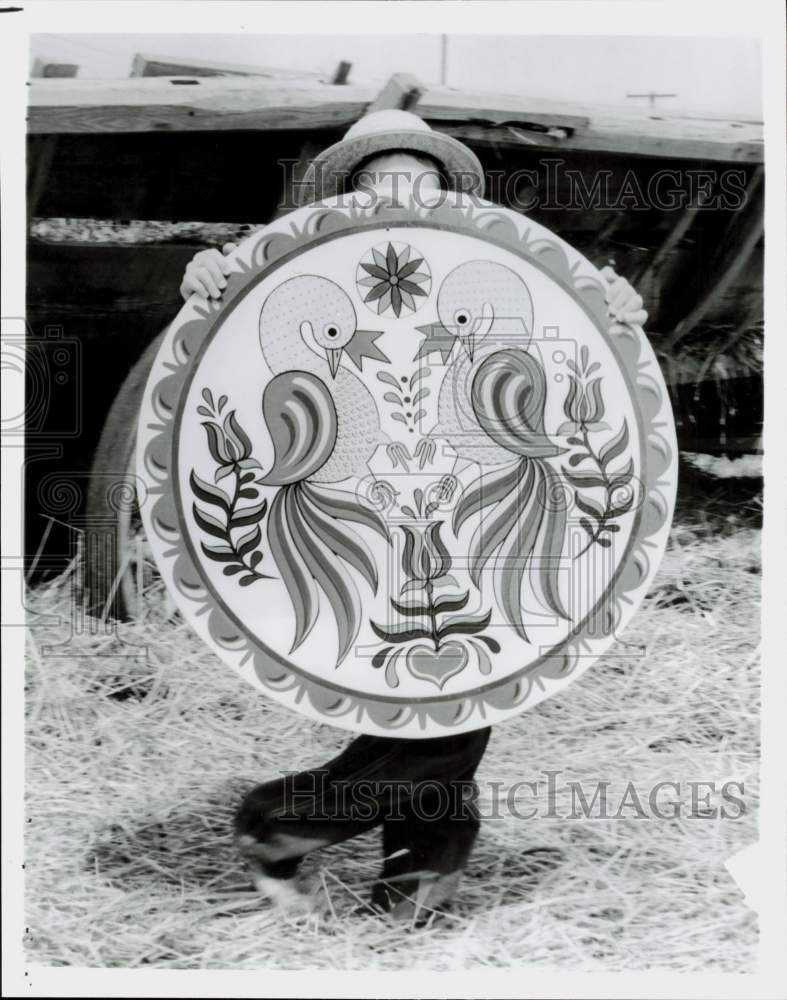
left=257, top=275, right=392, bottom=665
left=419, top=261, right=571, bottom=641
left=258, top=274, right=392, bottom=482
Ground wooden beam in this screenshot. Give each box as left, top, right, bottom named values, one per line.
left=332, top=61, right=352, bottom=85
left=130, top=52, right=324, bottom=81
left=367, top=73, right=424, bottom=113
left=28, top=78, right=377, bottom=134
left=27, top=78, right=764, bottom=163
left=31, top=58, right=78, bottom=79
left=419, top=89, right=588, bottom=132
left=435, top=118, right=761, bottom=164
left=29, top=217, right=263, bottom=247
left=420, top=88, right=761, bottom=162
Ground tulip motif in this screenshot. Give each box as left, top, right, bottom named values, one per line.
left=558, top=350, right=636, bottom=556
left=558, top=345, right=609, bottom=434
left=190, top=387, right=269, bottom=587
left=370, top=520, right=500, bottom=690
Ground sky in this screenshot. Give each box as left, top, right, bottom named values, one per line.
left=30, top=33, right=762, bottom=119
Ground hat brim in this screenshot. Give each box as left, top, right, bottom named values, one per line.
left=297, top=128, right=485, bottom=205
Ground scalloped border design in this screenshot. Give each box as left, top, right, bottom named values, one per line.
left=138, top=195, right=677, bottom=736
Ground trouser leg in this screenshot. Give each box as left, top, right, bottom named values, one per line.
left=234, top=727, right=491, bottom=911
left=372, top=728, right=491, bottom=916
left=234, top=734, right=399, bottom=901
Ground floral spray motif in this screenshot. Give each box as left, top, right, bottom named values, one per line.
left=190, top=388, right=270, bottom=586
left=370, top=521, right=499, bottom=690
left=560, top=347, right=636, bottom=555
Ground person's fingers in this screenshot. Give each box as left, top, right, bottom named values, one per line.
left=600, top=264, right=617, bottom=283
left=199, top=254, right=228, bottom=288
left=605, top=280, right=625, bottom=308
left=181, top=274, right=208, bottom=300
left=222, top=242, right=238, bottom=256
left=601, top=269, right=621, bottom=302
left=609, top=282, right=635, bottom=313
left=620, top=307, right=648, bottom=326
left=621, top=293, right=644, bottom=315
left=194, top=265, right=222, bottom=299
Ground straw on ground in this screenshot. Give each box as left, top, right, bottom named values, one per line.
left=25, top=507, right=759, bottom=969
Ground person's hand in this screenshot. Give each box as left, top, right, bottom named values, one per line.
left=180, top=243, right=238, bottom=302
left=600, top=264, right=648, bottom=326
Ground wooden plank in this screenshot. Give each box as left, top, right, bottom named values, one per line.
left=418, top=88, right=589, bottom=131
left=368, top=73, right=424, bottom=113
left=28, top=77, right=763, bottom=163
left=130, top=52, right=324, bottom=81
left=417, top=88, right=761, bottom=162
left=31, top=58, right=78, bottom=79
left=435, top=119, right=762, bottom=164
left=332, top=61, right=352, bottom=85
left=28, top=78, right=377, bottom=134
left=29, top=217, right=262, bottom=247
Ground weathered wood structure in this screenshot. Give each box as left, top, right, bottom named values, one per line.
left=25, top=65, right=763, bottom=574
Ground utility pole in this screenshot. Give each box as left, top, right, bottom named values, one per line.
left=439, top=34, right=448, bottom=85
left=626, top=91, right=678, bottom=109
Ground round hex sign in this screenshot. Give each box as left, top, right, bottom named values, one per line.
left=137, top=192, right=677, bottom=736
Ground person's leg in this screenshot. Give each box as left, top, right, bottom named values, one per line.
left=235, top=726, right=492, bottom=914
left=372, top=727, right=491, bottom=918
left=234, top=733, right=407, bottom=909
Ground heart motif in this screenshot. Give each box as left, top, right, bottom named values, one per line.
left=405, top=641, right=469, bottom=689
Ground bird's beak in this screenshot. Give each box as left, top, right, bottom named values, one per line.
left=415, top=322, right=447, bottom=337
left=414, top=322, right=456, bottom=364
left=325, top=346, right=343, bottom=378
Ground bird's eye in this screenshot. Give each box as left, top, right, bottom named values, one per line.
left=325, top=325, right=339, bottom=339
left=454, top=311, right=470, bottom=327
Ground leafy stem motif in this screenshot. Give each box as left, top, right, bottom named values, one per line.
left=369, top=522, right=499, bottom=689
left=377, top=366, right=431, bottom=433
left=559, top=349, right=635, bottom=557
left=371, top=580, right=499, bottom=655
left=190, top=388, right=270, bottom=586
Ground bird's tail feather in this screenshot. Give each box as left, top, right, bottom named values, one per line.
left=452, top=459, right=527, bottom=534
left=267, top=486, right=319, bottom=653
left=267, top=483, right=389, bottom=666
left=453, top=457, right=569, bottom=641
left=286, top=485, right=360, bottom=666
left=297, top=487, right=378, bottom=592
left=532, top=460, right=570, bottom=622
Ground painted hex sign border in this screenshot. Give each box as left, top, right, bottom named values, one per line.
left=137, top=192, right=677, bottom=737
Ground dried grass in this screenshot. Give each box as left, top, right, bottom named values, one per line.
left=24, top=490, right=760, bottom=970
